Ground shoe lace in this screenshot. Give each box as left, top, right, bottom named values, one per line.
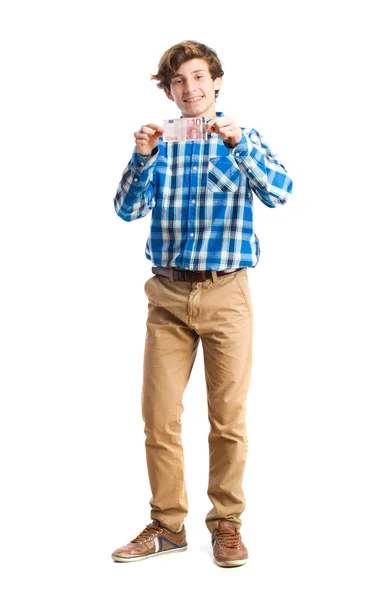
left=214, top=530, right=241, bottom=549
left=130, top=523, right=163, bottom=544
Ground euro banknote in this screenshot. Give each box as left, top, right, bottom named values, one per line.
left=162, top=116, right=207, bottom=142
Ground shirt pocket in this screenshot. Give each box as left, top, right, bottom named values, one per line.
left=206, top=156, right=241, bottom=193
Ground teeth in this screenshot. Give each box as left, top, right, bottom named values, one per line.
left=185, top=97, right=203, bottom=102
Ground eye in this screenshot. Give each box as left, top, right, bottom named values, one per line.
left=174, top=79, right=182, bottom=84
left=196, top=75, right=203, bottom=79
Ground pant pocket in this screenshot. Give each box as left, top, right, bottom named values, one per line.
left=144, top=275, right=156, bottom=297
left=234, top=270, right=252, bottom=313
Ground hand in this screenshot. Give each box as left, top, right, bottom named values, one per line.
left=134, top=123, right=164, bottom=156
left=204, top=116, right=243, bottom=148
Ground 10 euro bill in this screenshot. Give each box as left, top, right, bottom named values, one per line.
left=162, top=117, right=208, bottom=142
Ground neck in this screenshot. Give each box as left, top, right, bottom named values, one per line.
left=181, top=110, right=217, bottom=119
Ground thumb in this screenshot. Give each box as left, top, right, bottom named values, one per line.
left=153, top=128, right=164, bottom=139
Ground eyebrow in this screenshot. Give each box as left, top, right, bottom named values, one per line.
left=171, top=69, right=207, bottom=79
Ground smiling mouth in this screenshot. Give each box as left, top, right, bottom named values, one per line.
left=184, top=96, right=204, bottom=103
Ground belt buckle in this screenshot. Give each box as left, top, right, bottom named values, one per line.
left=187, top=270, right=207, bottom=282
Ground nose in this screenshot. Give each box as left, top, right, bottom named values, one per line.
left=183, top=81, right=197, bottom=96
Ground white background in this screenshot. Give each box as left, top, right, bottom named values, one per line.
left=1, top=0, right=368, bottom=598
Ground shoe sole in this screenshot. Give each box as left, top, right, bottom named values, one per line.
left=215, top=557, right=248, bottom=567
left=112, top=545, right=188, bottom=562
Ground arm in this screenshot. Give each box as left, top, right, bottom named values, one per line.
left=226, top=128, right=293, bottom=208
left=113, top=145, right=159, bottom=221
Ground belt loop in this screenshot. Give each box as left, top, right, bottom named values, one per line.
left=169, top=267, right=174, bottom=282
left=211, top=271, right=218, bottom=283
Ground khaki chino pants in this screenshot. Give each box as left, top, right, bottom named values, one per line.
left=142, top=267, right=253, bottom=534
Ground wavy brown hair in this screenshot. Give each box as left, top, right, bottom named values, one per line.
left=150, top=40, right=224, bottom=100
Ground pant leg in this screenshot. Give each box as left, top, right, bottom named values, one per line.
left=199, top=269, right=253, bottom=534
left=141, top=274, right=200, bottom=532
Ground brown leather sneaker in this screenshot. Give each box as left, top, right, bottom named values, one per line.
left=211, top=520, right=249, bottom=567
left=111, top=520, right=187, bottom=562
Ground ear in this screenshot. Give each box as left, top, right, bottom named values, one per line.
left=164, top=88, right=174, bottom=101
left=214, top=76, right=222, bottom=91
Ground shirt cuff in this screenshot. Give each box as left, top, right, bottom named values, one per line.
left=131, top=145, right=159, bottom=170
left=225, top=131, right=251, bottom=159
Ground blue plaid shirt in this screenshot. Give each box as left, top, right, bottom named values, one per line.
left=113, top=111, right=293, bottom=270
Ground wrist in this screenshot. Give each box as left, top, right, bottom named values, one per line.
left=140, top=146, right=158, bottom=157
left=224, top=129, right=243, bottom=149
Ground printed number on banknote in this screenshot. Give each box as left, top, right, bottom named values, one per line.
left=162, top=117, right=207, bottom=142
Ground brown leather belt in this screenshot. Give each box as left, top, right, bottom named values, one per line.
left=152, top=266, right=244, bottom=282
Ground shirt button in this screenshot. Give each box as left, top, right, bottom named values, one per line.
left=190, top=233, right=194, bottom=237
left=134, top=178, right=138, bottom=182
left=193, top=166, right=197, bottom=171
left=192, top=200, right=195, bottom=204
left=235, top=152, right=240, bottom=156
left=140, top=162, right=145, bottom=166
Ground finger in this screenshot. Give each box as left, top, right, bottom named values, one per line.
left=141, top=126, right=156, bottom=136
left=135, top=133, right=150, bottom=141
left=218, top=120, right=235, bottom=130
left=205, top=124, right=217, bottom=134
left=207, top=119, right=234, bottom=134
left=146, top=123, right=165, bottom=134
left=212, top=117, right=230, bottom=128
left=204, top=118, right=217, bottom=131
left=219, top=125, right=238, bottom=134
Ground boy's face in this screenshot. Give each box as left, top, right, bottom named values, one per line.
left=164, top=58, right=222, bottom=119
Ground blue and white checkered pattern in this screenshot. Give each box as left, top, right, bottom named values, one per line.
left=113, top=112, right=293, bottom=270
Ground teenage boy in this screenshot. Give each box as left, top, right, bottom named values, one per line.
left=111, top=40, right=293, bottom=568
